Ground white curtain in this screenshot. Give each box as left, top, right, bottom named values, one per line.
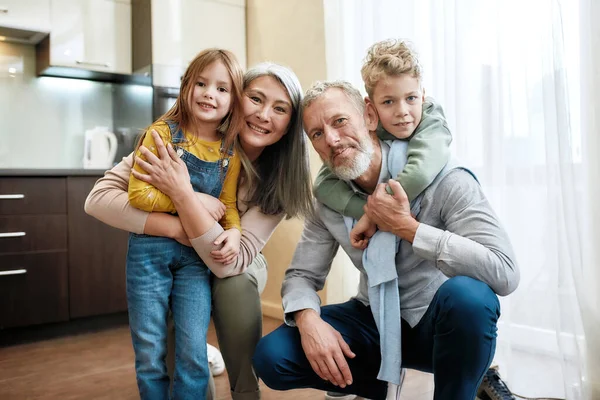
left=323, top=0, right=600, bottom=398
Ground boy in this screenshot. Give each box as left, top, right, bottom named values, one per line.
left=313, top=39, right=452, bottom=248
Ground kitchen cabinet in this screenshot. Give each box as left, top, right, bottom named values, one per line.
left=0, top=174, right=128, bottom=329
left=0, top=177, right=68, bottom=329
left=149, top=0, right=246, bottom=87
left=48, top=0, right=132, bottom=74
left=0, top=253, right=69, bottom=328
left=0, top=0, right=50, bottom=33
left=67, top=177, right=128, bottom=318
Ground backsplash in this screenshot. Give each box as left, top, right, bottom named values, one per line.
left=0, top=42, right=152, bottom=169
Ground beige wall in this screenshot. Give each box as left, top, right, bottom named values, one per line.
left=246, top=0, right=327, bottom=319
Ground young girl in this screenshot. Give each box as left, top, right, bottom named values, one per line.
left=125, top=48, right=245, bottom=399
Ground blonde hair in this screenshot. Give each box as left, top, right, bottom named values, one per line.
left=162, top=48, right=245, bottom=153
left=361, top=39, right=423, bottom=97
left=135, top=49, right=253, bottom=185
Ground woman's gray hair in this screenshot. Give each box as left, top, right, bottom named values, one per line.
left=240, top=62, right=314, bottom=219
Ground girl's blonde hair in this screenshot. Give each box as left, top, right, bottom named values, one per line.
left=361, top=39, right=423, bottom=97
left=162, top=48, right=245, bottom=153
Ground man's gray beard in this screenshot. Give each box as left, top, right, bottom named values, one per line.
left=326, top=137, right=374, bottom=181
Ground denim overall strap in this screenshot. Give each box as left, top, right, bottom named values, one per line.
left=166, top=120, right=186, bottom=144
left=163, top=121, right=232, bottom=198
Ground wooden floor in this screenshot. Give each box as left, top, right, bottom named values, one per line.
left=0, top=314, right=434, bottom=399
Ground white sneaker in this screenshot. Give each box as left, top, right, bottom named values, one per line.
left=207, top=343, right=225, bottom=376
left=385, top=368, right=407, bottom=400
left=324, top=393, right=357, bottom=400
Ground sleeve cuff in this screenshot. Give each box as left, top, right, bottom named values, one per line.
left=282, top=289, right=322, bottom=327
left=136, top=212, right=150, bottom=234
left=412, top=223, right=444, bottom=262
left=189, top=221, right=223, bottom=248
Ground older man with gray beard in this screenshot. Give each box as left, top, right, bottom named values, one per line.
left=252, top=80, right=519, bottom=400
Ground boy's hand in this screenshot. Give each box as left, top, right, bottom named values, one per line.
left=350, top=214, right=377, bottom=250
left=211, top=228, right=241, bottom=264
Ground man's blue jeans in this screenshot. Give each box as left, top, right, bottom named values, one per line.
left=253, top=276, right=500, bottom=400
left=127, top=234, right=212, bottom=400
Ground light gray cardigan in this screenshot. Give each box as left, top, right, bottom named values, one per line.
left=282, top=140, right=519, bottom=329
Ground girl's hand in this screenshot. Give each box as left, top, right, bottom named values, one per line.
left=145, top=212, right=191, bottom=247
left=211, top=228, right=241, bottom=264
left=131, top=130, right=193, bottom=200
left=170, top=218, right=192, bottom=247
left=195, top=192, right=226, bottom=222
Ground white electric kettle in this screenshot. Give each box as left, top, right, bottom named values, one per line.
left=83, top=127, right=118, bottom=169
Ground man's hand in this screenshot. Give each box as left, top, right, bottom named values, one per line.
left=211, top=228, right=241, bottom=264
left=365, top=179, right=420, bottom=242
left=295, top=309, right=355, bottom=388
left=350, top=214, right=377, bottom=250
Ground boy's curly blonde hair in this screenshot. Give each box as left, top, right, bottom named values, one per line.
left=361, top=39, right=423, bottom=97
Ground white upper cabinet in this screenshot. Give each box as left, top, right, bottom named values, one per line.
left=49, top=0, right=132, bottom=74
left=151, top=0, right=246, bottom=70
left=0, top=0, right=51, bottom=32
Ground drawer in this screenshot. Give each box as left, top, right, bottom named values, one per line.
left=0, top=252, right=69, bottom=328
left=0, top=178, right=67, bottom=215
left=0, top=215, right=67, bottom=253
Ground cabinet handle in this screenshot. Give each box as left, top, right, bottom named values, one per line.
left=0, top=194, right=25, bottom=199
left=0, top=269, right=27, bottom=276
left=0, top=8, right=8, bottom=14
left=0, top=232, right=26, bottom=238
left=75, top=60, right=110, bottom=68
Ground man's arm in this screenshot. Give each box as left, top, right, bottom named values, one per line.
left=412, top=169, right=520, bottom=296
left=366, top=170, right=519, bottom=296
left=281, top=204, right=355, bottom=388
left=281, top=203, right=340, bottom=326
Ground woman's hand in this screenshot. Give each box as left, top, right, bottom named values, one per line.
left=195, top=193, right=226, bottom=222
left=211, top=228, right=241, bottom=264
left=131, top=130, right=193, bottom=201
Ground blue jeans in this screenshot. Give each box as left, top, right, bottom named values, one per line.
left=253, top=276, right=500, bottom=400
left=127, top=234, right=212, bottom=400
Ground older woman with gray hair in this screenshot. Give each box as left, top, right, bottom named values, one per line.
left=85, top=62, right=314, bottom=399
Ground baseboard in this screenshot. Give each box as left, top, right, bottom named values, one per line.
left=497, top=321, right=585, bottom=359
left=261, top=300, right=284, bottom=320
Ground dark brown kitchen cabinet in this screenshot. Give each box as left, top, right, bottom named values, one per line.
left=0, top=175, right=129, bottom=329
left=0, top=215, right=68, bottom=253
left=0, top=178, right=66, bottom=215
left=67, top=177, right=128, bottom=318
left=0, top=252, right=69, bottom=328
left=0, top=177, right=69, bottom=329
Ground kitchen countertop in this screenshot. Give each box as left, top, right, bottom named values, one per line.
left=0, top=169, right=109, bottom=177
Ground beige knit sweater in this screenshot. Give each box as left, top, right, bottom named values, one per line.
left=84, top=154, right=284, bottom=277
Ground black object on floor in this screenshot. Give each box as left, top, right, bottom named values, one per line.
left=477, top=367, right=516, bottom=400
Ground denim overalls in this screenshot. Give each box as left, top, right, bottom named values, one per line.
left=126, top=121, right=232, bottom=399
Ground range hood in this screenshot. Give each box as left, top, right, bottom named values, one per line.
left=0, top=25, right=47, bottom=45
left=131, top=0, right=183, bottom=89
left=35, top=35, right=151, bottom=86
